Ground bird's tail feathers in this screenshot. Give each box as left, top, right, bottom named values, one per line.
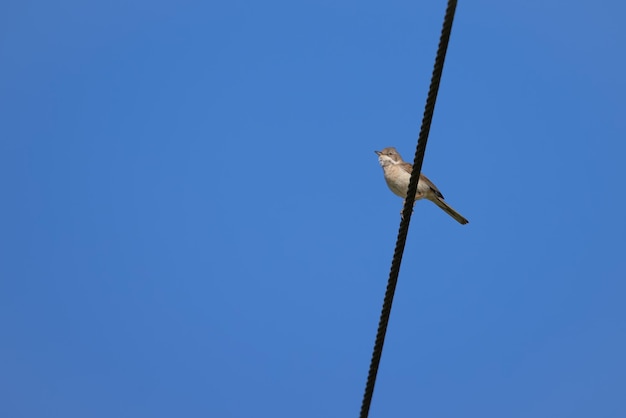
left=431, top=197, right=469, bottom=225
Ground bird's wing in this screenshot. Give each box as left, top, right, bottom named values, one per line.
left=398, top=162, right=413, bottom=175
left=398, top=162, right=445, bottom=199
left=420, top=173, right=444, bottom=199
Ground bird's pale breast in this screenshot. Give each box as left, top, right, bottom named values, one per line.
left=383, top=165, right=430, bottom=200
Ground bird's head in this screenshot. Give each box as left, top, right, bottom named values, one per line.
left=375, top=147, right=403, bottom=167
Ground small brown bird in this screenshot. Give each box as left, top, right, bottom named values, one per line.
left=375, top=147, right=468, bottom=225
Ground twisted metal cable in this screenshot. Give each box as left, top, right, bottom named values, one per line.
left=359, top=1, right=458, bottom=417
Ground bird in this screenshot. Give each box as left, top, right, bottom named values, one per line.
left=375, top=147, right=468, bottom=225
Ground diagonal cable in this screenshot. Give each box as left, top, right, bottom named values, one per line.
left=359, top=1, right=458, bottom=417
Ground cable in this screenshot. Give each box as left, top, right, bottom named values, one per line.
left=359, top=1, right=458, bottom=417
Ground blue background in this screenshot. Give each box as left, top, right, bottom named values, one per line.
left=1, top=1, right=625, bottom=417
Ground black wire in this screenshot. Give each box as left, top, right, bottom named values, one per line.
left=359, top=1, right=458, bottom=417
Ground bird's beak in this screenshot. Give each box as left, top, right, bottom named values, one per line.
left=374, top=150, right=381, bottom=156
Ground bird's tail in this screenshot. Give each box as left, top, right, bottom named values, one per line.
left=431, top=197, right=469, bottom=225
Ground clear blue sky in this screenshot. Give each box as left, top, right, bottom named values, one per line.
left=1, top=1, right=625, bottom=417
